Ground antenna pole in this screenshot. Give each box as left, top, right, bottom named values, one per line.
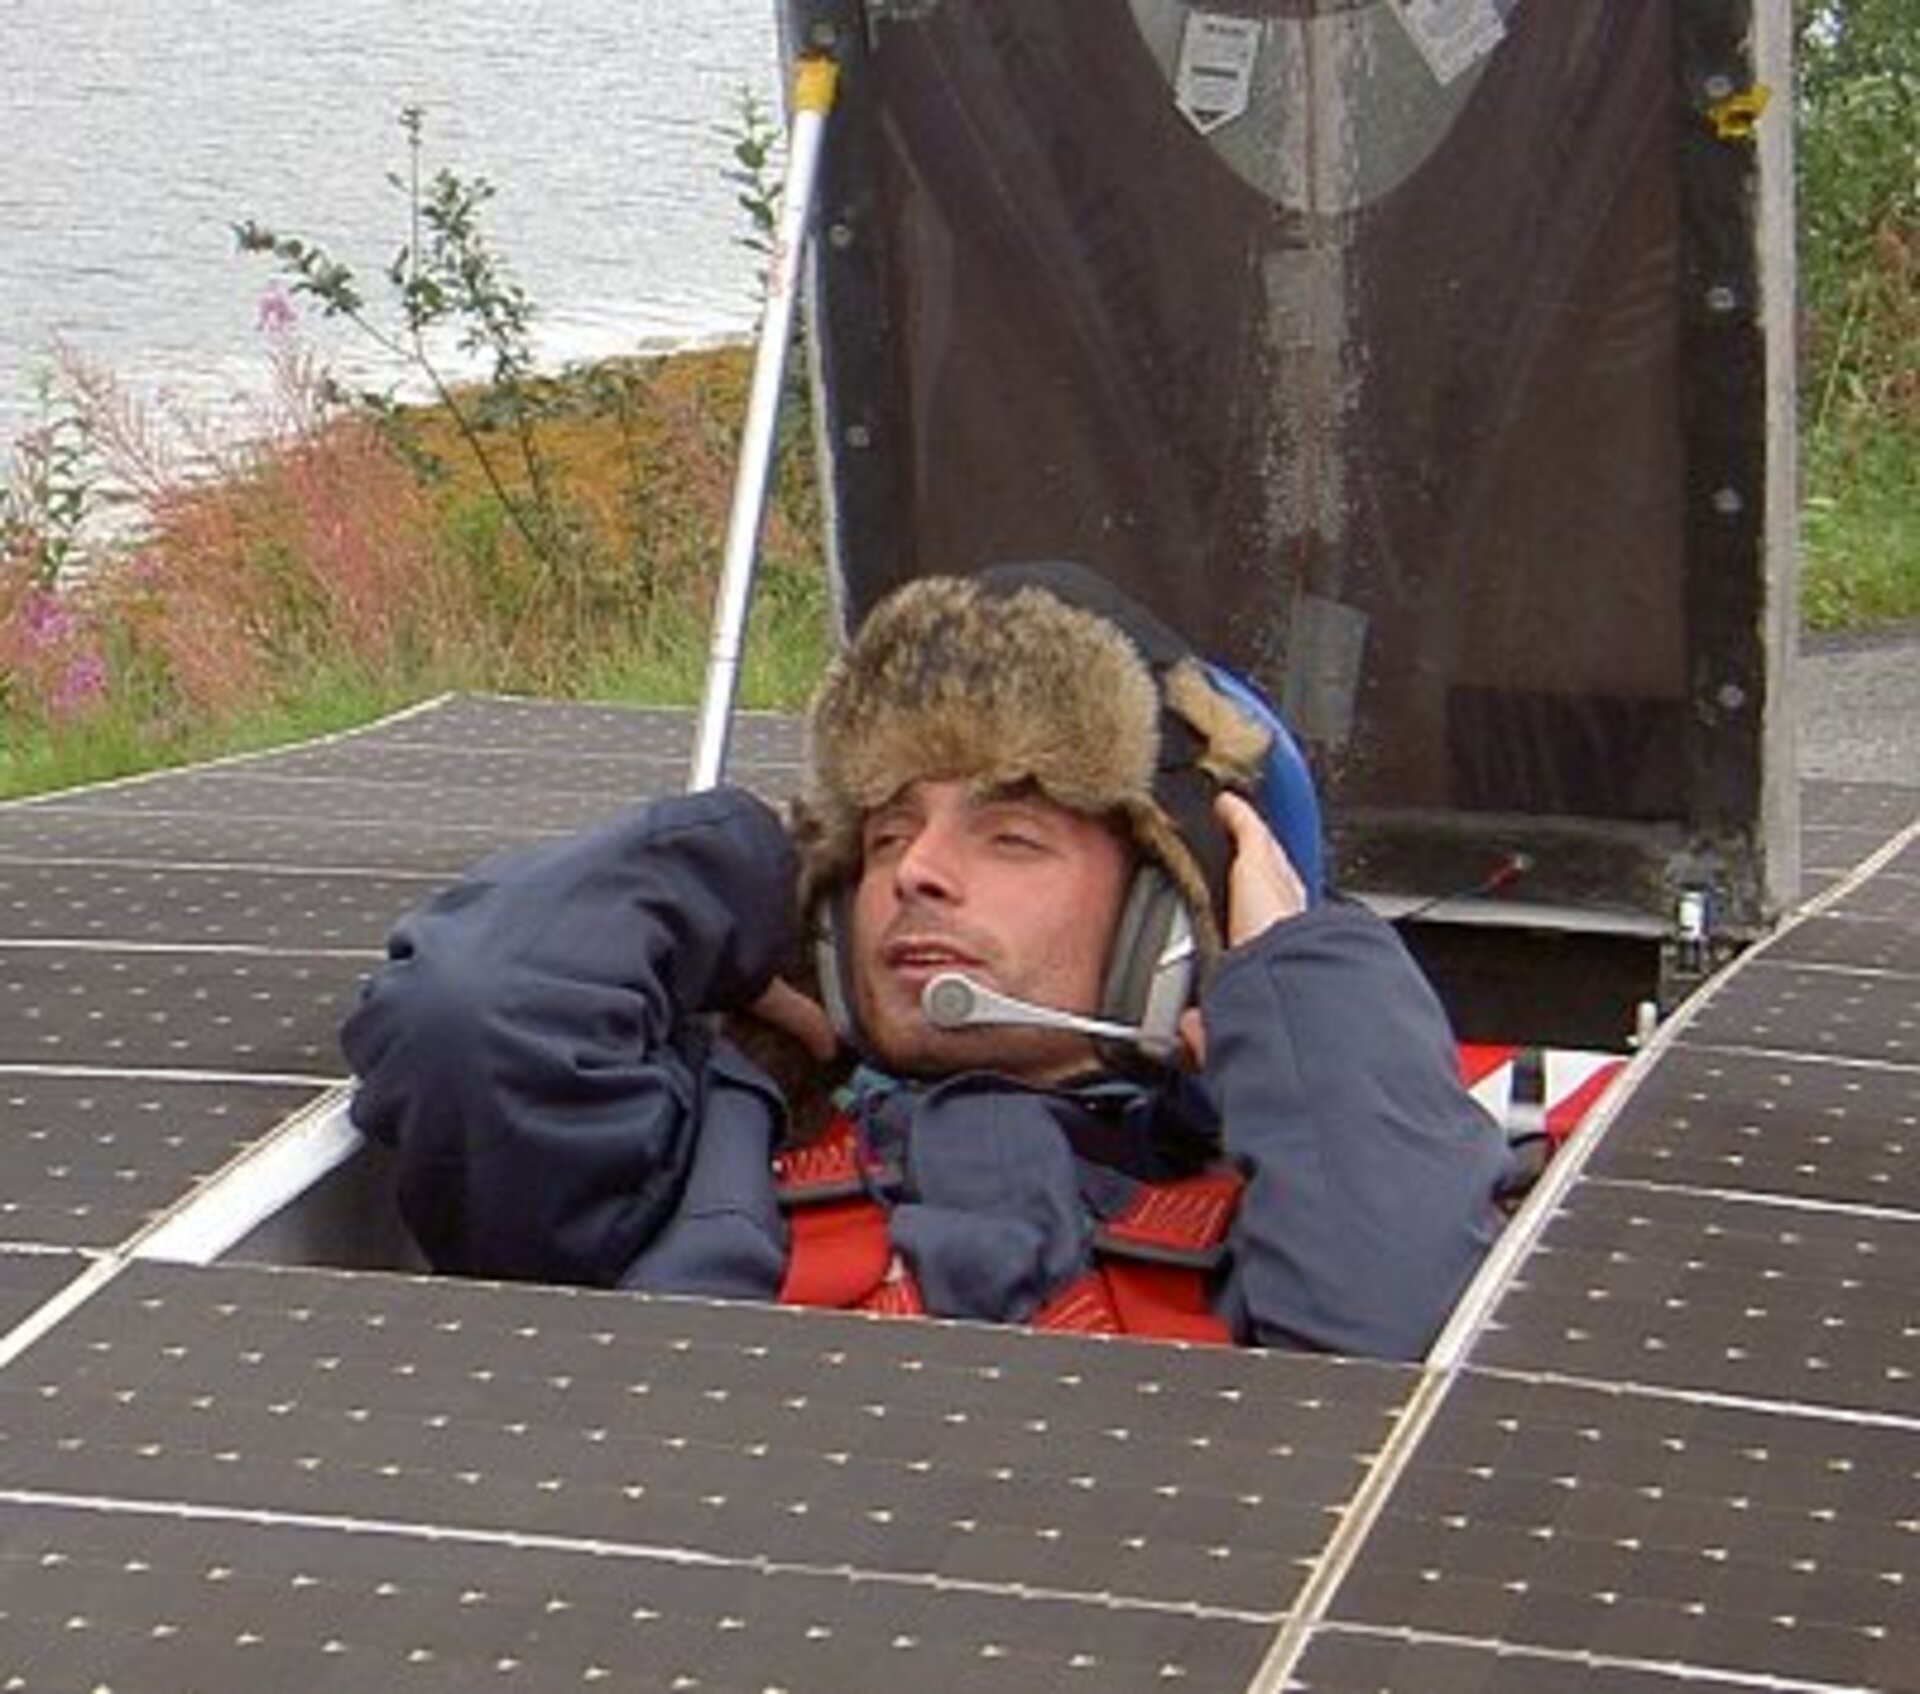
left=689, top=53, right=838, bottom=791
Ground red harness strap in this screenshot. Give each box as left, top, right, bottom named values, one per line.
left=1035, top=1170, right=1241, bottom=1344
left=774, top=1119, right=1240, bottom=1343
left=774, top=1121, right=915, bottom=1311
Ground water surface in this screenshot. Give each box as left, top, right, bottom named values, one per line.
left=1, top=0, right=780, bottom=456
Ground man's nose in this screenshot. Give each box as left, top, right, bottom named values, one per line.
left=893, top=817, right=966, bottom=901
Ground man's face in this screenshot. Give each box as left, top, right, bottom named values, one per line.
left=848, top=778, right=1132, bottom=1083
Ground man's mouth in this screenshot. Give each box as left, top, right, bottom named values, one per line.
left=882, top=939, right=984, bottom=980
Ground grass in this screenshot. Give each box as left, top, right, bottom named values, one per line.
left=0, top=661, right=422, bottom=797
left=1801, top=418, right=1920, bottom=631
left=0, top=587, right=832, bottom=803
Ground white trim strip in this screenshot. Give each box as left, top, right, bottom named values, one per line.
left=0, top=1093, right=362, bottom=1368
left=0, top=1256, right=125, bottom=1372
left=1728, top=955, right=1920, bottom=984
left=0, top=1487, right=1283, bottom=1626
left=1317, top=1622, right=1887, bottom=1694
left=0, top=1063, right=341, bottom=1087
left=1583, top=1173, right=1920, bottom=1227
left=1675, top=1041, right=1919, bottom=1076
left=0, top=937, right=381, bottom=960
left=131, top=1089, right=364, bottom=1266
left=1246, top=1370, right=1453, bottom=1694
left=11, top=797, right=592, bottom=831
left=1473, top=1364, right=1920, bottom=1436
left=1430, top=1024, right=1669, bottom=1372
left=0, top=853, right=452, bottom=882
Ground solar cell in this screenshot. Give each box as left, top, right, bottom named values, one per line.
left=0, top=944, right=369, bottom=1077
left=0, top=1076, right=321, bottom=1251
left=1326, top=1373, right=1920, bottom=1689
left=1682, top=955, right=1920, bottom=1067
left=0, top=861, right=438, bottom=950
left=1590, top=1046, right=1919, bottom=1208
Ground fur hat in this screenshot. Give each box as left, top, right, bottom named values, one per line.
left=796, top=566, right=1273, bottom=956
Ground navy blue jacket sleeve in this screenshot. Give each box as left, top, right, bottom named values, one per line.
left=340, top=785, right=795, bottom=1289
left=1207, top=899, right=1513, bottom=1360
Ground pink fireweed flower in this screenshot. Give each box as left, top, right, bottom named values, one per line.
left=20, top=588, right=75, bottom=645
left=258, top=287, right=298, bottom=337
left=52, top=650, right=109, bottom=718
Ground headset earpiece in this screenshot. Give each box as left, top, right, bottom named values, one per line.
left=812, top=885, right=861, bottom=1050
left=1098, top=864, right=1198, bottom=1056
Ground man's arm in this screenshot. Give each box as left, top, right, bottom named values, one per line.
left=341, top=785, right=798, bottom=1289
left=1202, top=797, right=1514, bottom=1359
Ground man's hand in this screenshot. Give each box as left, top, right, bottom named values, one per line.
left=743, top=977, right=840, bottom=1063
left=1216, top=790, right=1308, bottom=947
left=1177, top=793, right=1309, bottom=1072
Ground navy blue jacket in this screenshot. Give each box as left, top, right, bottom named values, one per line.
left=342, top=785, right=1514, bottom=1360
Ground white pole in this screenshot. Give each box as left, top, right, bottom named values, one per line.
left=689, top=54, right=839, bottom=791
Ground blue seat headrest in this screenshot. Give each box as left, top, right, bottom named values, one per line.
left=1202, top=660, right=1325, bottom=901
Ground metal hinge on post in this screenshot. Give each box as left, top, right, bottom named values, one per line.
left=1657, top=887, right=1737, bottom=1014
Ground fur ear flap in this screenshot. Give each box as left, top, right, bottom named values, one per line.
left=1164, top=659, right=1273, bottom=789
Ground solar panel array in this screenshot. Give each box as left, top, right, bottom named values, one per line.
left=2, top=698, right=1914, bottom=1690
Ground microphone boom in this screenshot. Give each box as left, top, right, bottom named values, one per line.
left=921, top=972, right=1175, bottom=1057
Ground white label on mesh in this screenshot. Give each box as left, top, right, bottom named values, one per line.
left=1391, top=0, right=1508, bottom=85
left=1174, top=12, right=1262, bottom=135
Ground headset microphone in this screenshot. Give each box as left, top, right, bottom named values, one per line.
left=921, top=972, right=1179, bottom=1061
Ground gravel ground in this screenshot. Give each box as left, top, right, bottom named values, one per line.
left=1798, top=622, right=1920, bottom=789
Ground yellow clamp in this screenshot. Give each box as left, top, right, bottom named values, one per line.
left=1707, top=84, right=1770, bottom=142
left=793, top=55, right=840, bottom=116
